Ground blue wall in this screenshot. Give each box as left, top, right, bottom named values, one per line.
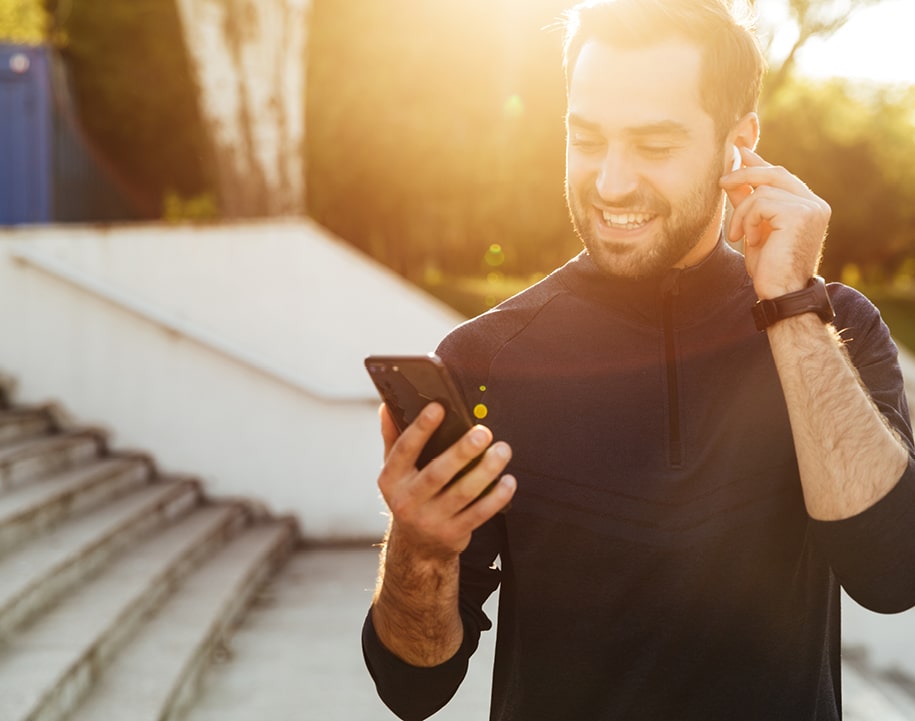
left=0, top=42, right=138, bottom=225
left=0, top=44, right=52, bottom=224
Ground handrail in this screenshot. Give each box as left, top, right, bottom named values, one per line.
left=9, top=246, right=378, bottom=406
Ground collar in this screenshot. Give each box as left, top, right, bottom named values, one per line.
left=557, top=235, right=753, bottom=327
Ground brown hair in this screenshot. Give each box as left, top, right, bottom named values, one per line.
left=562, top=0, right=766, bottom=139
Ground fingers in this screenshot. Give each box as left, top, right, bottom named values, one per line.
left=424, top=437, right=513, bottom=514
left=727, top=184, right=798, bottom=247
left=721, top=148, right=816, bottom=203
left=719, top=146, right=759, bottom=210
left=379, top=402, right=513, bottom=506
left=380, top=401, right=445, bottom=476
left=720, top=148, right=830, bottom=245
left=379, top=403, right=401, bottom=458
left=719, top=148, right=830, bottom=297
left=377, top=404, right=516, bottom=548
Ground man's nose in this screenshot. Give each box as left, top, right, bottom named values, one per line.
left=595, top=148, right=638, bottom=202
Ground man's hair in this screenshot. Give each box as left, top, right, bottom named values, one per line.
left=561, top=0, right=766, bottom=139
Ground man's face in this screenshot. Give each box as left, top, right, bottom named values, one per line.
left=565, top=39, right=726, bottom=280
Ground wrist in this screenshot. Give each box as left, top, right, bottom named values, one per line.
left=752, top=276, right=834, bottom=332
left=386, top=521, right=463, bottom=568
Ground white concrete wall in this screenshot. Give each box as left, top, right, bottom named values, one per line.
left=0, top=220, right=465, bottom=541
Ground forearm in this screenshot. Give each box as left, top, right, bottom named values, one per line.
left=371, top=523, right=465, bottom=667
left=767, top=313, right=909, bottom=520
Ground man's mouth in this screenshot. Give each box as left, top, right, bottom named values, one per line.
left=601, top=211, right=655, bottom=230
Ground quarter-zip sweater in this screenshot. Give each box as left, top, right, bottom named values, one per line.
left=363, top=240, right=915, bottom=721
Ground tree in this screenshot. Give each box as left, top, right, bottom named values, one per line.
left=751, top=0, right=885, bottom=100
left=758, top=78, right=915, bottom=282
left=0, top=0, right=46, bottom=44
left=171, top=0, right=310, bottom=217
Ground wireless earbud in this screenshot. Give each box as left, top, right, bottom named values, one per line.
left=731, top=146, right=741, bottom=172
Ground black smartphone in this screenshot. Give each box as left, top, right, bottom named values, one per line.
left=364, top=354, right=481, bottom=471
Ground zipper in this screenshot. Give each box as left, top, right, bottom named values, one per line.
left=661, top=272, right=683, bottom=468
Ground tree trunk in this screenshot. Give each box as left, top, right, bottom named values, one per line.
left=172, top=0, right=310, bottom=217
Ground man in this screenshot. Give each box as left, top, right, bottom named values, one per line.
left=362, top=1, right=915, bottom=719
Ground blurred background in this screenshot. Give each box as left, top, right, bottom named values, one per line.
left=2, top=2, right=915, bottom=719
left=2, top=0, right=914, bottom=338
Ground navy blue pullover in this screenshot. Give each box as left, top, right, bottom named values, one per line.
left=363, top=241, right=915, bottom=720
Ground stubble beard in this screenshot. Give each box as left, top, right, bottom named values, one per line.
left=567, top=153, right=726, bottom=281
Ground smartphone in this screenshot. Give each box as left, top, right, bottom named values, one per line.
left=364, top=354, right=482, bottom=472
left=364, top=352, right=515, bottom=513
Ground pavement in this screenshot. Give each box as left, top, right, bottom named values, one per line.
left=184, top=546, right=496, bottom=721
left=185, top=545, right=915, bottom=721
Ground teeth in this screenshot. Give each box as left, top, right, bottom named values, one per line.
left=602, top=211, right=652, bottom=229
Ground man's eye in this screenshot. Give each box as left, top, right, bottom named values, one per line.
left=570, top=134, right=604, bottom=151
left=639, top=145, right=675, bottom=159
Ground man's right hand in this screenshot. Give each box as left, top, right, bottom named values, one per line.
left=371, top=401, right=515, bottom=666
left=377, top=401, right=516, bottom=560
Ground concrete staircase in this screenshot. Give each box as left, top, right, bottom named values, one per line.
left=1, top=347, right=914, bottom=721
left=0, top=385, right=299, bottom=721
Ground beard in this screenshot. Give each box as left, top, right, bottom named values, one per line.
left=566, top=150, right=726, bottom=281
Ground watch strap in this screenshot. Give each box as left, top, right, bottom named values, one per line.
left=752, top=276, right=835, bottom=332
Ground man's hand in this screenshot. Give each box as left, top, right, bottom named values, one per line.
left=720, top=147, right=831, bottom=298
left=378, top=401, right=516, bottom=560
left=371, top=402, right=515, bottom=667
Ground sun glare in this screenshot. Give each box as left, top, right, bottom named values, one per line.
left=769, top=0, right=915, bottom=85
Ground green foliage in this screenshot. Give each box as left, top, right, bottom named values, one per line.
left=162, top=189, right=218, bottom=223
left=759, top=78, right=915, bottom=281
left=306, top=0, right=579, bottom=284
left=860, top=290, right=915, bottom=353
left=51, top=0, right=214, bottom=217
left=0, top=0, right=46, bottom=44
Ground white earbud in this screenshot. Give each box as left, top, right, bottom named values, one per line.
left=731, top=146, right=741, bottom=172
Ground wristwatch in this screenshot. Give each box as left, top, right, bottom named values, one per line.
left=752, top=276, right=835, bottom=332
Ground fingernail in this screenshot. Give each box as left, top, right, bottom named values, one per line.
left=469, top=427, right=489, bottom=447
left=422, top=403, right=443, bottom=421
left=493, top=442, right=510, bottom=459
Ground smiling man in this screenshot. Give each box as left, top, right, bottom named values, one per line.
left=565, top=39, right=728, bottom=279
left=362, top=1, right=915, bottom=720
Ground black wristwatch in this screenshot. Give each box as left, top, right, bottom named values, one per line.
left=752, top=276, right=835, bottom=332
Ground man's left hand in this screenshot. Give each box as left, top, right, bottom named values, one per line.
left=720, top=147, right=831, bottom=299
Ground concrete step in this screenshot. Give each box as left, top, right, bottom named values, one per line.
left=0, top=478, right=201, bottom=640
left=67, top=519, right=298, bottom=721
left=0, top=391, right=305, bottom=719
left=843, top=656, right=915, bottom=721
left=0, top=406, right=55, bottom=445
left=0, top=502, right=249, bottom=721
left=180, top=547, right=421, bottom=721
left=0, top=456, right=154, bottom=557
left=0, top=429, right=105, bottom=491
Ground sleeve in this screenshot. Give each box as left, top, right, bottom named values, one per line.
left=809, top=284, right=915, bottom=614
left=362, top=517, right=505, bottom=720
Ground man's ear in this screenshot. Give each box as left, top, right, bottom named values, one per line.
left=730, top=112, right=760, bottom=154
